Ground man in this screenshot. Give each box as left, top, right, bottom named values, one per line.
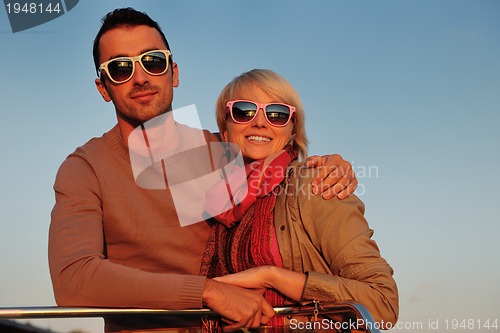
left=48, top=8, right=358, bottom=332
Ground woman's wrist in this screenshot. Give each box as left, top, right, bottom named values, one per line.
left=265, top=265, right=280, bottom=289
left=266, top=266, right=307, bottom=301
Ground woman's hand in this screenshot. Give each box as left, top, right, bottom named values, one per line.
left=306, top=154, right=358, bottom=200
left=214, top=266, right=306, bottom=301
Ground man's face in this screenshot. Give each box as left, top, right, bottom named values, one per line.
left=95, top=25, right=179, bottom=127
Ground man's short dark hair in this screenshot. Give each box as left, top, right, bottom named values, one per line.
left=92, top=7, right=172, bottom=75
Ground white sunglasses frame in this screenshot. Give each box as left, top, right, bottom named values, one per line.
left=98, top=49, right=171, bottom=84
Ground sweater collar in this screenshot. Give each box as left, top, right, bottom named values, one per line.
left=103, top=125, right=129, bottom=161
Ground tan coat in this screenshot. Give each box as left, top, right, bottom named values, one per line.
left=273, top=161, right=399, bottom=326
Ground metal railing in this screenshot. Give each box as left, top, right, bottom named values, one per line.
left=0, top=301, right=381, bottom=332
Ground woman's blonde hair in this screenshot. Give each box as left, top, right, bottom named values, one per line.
left=215, top=69, right=308, bottom=160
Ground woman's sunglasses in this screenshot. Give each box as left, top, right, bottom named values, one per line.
left=226, top=100, right=295, bottom=127
left=98, top=49, right=171, bottom=84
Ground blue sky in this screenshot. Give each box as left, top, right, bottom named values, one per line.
left=1, top=1, right=499, bottom=332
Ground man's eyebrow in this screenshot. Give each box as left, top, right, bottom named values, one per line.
left=105, top=48, right=164, bottom=62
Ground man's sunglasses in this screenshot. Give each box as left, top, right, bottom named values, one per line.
left=226, top=100, right=296, bottom=127
left=98, top=49, right=171, bottom=84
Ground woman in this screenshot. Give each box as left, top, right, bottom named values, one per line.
left=201, top=69, right=398, bottom=330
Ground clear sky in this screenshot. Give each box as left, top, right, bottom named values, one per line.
left=1, top=1, right=499, bottom=332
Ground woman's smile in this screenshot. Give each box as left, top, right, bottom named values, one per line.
left=246, top=135, right=271, bottom=143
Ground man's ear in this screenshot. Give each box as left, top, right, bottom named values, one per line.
left=171, top=62, right=179, bottom=88
left=221, top=131, right=229, bottom=142
left=95, top=78, right=112, bottom=102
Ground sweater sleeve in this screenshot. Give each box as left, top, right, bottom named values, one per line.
left=295, top=175, right=399, bottom=326
left=48, top=155, right=206, bottom=309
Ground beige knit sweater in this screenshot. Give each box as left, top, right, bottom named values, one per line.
left=49, top=124, right=217, bottom=332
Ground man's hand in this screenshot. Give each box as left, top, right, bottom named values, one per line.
left=202, top=278, right=275, bottom=329
left=306, top=154, right=358, bottom=200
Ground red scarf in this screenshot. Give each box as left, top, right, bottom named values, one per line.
left=204, top=147, right=296, bottom=227
left=200, top=147, right=298, bottom=331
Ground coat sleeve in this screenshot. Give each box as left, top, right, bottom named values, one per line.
left=294, top=171, right=399, bottom=326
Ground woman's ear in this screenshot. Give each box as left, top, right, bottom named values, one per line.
left=221, top=131, right=229, bottom=142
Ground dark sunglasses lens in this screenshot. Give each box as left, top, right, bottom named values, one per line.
left=231, top=102, right=258, bottom=123
left=142, top=52, right=168, bottom=74
left=108, top=59, right=133, bottom=82
left=265, top=104, right=291, bottom=126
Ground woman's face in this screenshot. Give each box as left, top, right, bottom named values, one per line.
left=222, top=84, right=294, bottom=161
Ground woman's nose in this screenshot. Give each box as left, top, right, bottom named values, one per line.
left=251, top=108, right=267, bottom=127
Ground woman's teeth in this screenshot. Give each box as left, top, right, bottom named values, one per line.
left=247, top=136, right=270, bottom=142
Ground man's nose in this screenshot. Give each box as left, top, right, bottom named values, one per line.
left=131, top=61, right=149, bottom=84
